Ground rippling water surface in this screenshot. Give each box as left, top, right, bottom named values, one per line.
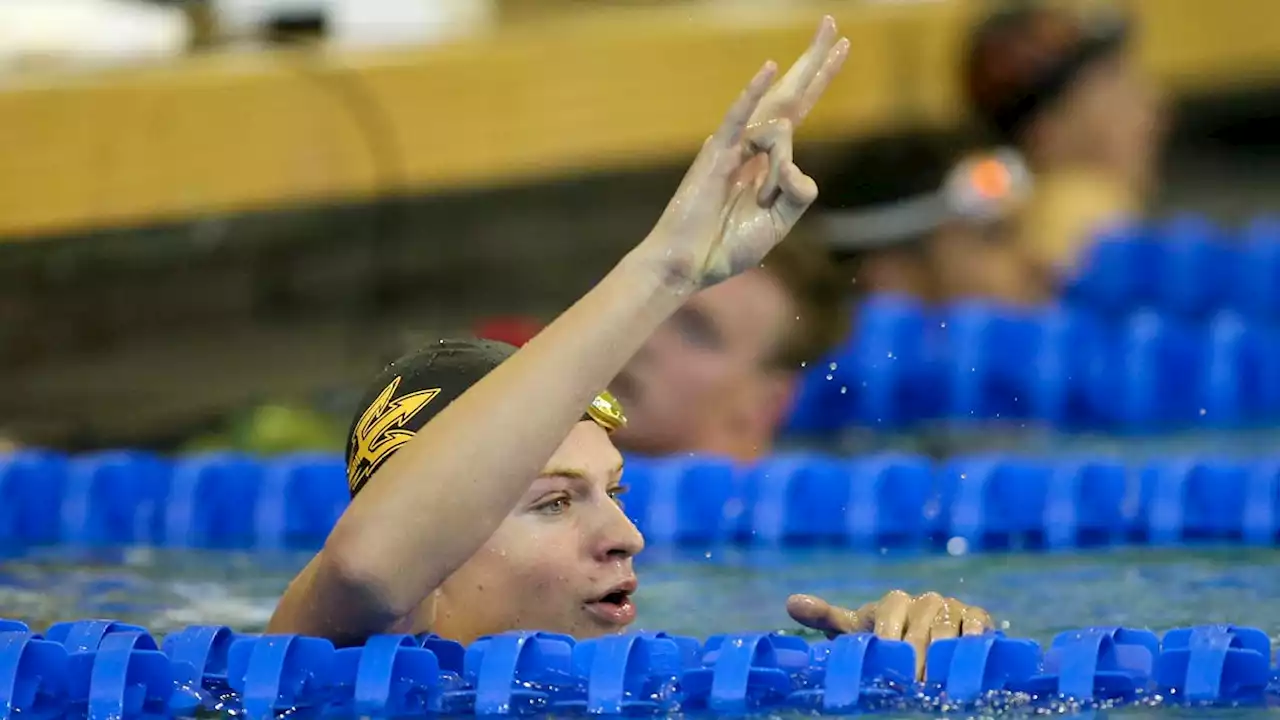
left=4, top=545, right=1280, bottom=717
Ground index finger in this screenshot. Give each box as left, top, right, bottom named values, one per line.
left=711, top=61, right=778, bottom=149
left=786, top=594, right=872, bottom=638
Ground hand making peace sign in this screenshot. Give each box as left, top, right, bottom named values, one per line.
left=642, top=16, right=849, bottom=294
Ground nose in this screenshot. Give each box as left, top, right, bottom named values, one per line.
left=594, top=499, right=645, bottom=562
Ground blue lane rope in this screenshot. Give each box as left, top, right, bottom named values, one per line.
left=1, top=619, right=1277, bottom=718
left=5, top=450, right=1280, bottom=552
left=782, top=208, right=1280, bottom=436
left=784, top=299, right=1280, bottom=436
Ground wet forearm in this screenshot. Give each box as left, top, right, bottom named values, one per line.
left=320, top=244, right=685, bottom=615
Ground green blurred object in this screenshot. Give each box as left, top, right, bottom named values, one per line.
left=184, top=403, right=344, bottom=455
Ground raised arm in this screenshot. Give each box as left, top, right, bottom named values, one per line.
left=268, top=17, right=848, bottom=645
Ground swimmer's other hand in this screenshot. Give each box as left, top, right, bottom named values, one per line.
left=639, top=15, right=849, bottom=295
left=786, top=591, right=993, bottom=681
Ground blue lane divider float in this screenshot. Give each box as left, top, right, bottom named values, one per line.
left=1155, top=625, right=1272, bottom=703
left=1019, top=627, right=1158, bottom=703
left=924, top=632, right=1040, bottom=702
left=8, top=450, right=1280, bottom=553
left=339, top=634, right=443, bottom=716
left=1063, top=213, right=1280, bottom=322
left=790, top=633, right=915, bottom=713
left=162, top=625, right=240, bottom=714
left=566, top=632, right=688, bottom=714
left=782, top=306, right=1280, bottom=437
left=4, top=619, right=1279, bottom=718
left=681, top=633, right=808, bottom=713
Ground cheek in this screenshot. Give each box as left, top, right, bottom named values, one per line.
left=481, top=519, right=587, bottom=600
left=650, top=350, right=721, bottom=411
left=682, top=352, right=736, bottom=395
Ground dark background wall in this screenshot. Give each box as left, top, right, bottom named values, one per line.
left=2, top=89, right=1279, bottom=450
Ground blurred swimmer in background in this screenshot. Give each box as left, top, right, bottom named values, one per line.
left=608, top=233, right=848, bottom=462
left=964, top=2, right=1165, bottom=279
left=812, top=135, right=1041, bottom=305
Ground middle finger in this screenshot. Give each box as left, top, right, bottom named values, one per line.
left=779, top=16, right=839, bottom=96
left=796, top=37, right=850, bottom=121
left=902, top=593, right=945, bottom=679
left=752, top=17, right=839, bottom=123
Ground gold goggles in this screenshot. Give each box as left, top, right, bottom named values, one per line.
left=585, top=389, right=627, bottom=432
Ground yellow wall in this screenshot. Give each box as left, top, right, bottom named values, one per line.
left=1, top=0, right=1278, bottom=239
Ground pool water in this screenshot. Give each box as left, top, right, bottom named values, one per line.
left=5, top=545, right=1280, bottom=718
left=4, top=545, right=1279, bottom=647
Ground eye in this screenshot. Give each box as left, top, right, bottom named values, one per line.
left=671, top=306, right=722, bottom=350
left=608, top=485, right=629, bottom=508
left=533, top=494, right=571, bottom=515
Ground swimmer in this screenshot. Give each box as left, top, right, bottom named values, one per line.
left=268, top=17, right=991, bottom=679
left=609, top=231, right=848, bottom=462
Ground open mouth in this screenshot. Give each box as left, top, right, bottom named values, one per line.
left=596, top=590, right=631, bottom=606
left=585, top=581, right=638, bottom=625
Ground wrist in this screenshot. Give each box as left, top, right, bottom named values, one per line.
left=622, top=234, right=701, bottom=301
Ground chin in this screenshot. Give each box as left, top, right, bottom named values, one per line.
left=573, top=623, right=629, bottom=640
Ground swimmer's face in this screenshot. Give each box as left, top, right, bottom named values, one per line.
left=436, top=422, right=643, bottom=642
left=610, top=268, right=795, bottom=458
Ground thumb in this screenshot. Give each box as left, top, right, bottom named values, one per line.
left=786, top=594, right=864, bottom=638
